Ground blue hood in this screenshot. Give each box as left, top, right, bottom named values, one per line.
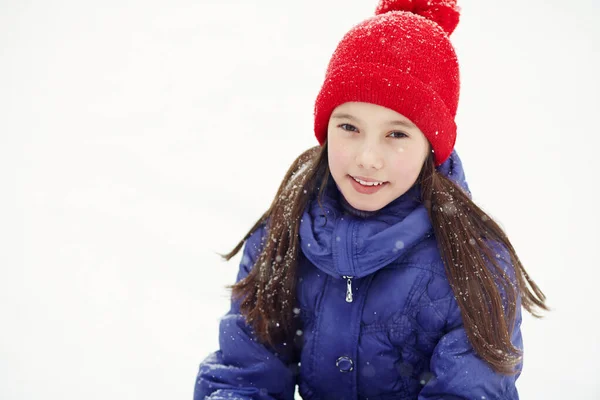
left=298, top=149, right=471, bottom=279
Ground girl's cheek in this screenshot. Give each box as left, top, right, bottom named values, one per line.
left=328, top=145, right=349, bottom=172
left=331, top=141, right=353, bottom=162
left=390, top=154, right=418, bottom=174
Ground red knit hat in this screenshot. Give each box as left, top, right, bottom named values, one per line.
left=314, top=0, right=461, bottom=166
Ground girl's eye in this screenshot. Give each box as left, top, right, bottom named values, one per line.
left=339, top=123, right=358, bottom=132
left=388, top=131, right=408, bottom=139
left=337, top=124, right=407, bottom=138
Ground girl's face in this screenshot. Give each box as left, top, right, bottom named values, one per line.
left=327, top=102, right=430, bottom=212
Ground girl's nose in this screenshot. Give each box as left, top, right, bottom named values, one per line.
left=356, top=145, right=383, bottom=170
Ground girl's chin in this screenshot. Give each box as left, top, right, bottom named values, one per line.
left=343, top=193, right=386, bottom=213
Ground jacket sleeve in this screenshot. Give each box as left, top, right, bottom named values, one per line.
left=193, top=224, right=298, bottom=400
left=418, top=244, right=524, bottom=400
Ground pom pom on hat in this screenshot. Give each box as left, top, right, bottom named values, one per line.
left=375, top=0, right=461, bottom=36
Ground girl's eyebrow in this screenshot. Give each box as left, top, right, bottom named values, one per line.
left=331, top=113, right=416, bottom=129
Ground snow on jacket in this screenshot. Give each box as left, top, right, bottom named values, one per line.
left=194, top=150, right=523, bottom=400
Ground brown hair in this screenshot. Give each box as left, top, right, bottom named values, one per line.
left=223, top=143, right=549, bottom=375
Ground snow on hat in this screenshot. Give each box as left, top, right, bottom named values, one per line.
left=313, top=0, right=462, bottom=166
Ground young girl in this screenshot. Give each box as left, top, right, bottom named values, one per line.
left=194, top=1, right=548, bottom=399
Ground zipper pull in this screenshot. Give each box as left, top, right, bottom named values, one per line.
left=342, top=275, right=353, bottom=303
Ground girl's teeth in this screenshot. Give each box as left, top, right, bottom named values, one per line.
left=352, top=177, right=384, bottom=186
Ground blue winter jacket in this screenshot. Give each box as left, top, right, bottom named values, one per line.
left=194, top=150, right=523, bottom=400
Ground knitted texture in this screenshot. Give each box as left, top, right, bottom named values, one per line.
left=314, top=0, right=462, bottom=166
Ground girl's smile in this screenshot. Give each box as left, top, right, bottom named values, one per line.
left=348, top=175, right=389, bottom=194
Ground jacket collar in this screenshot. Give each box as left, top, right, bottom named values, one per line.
left=298, top=150, right=470, bottom=279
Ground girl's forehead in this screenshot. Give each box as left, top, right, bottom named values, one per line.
left=331, top=102, right=417, bottom=126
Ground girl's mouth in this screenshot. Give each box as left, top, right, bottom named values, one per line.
left=348, top=175, right=388, bottom=194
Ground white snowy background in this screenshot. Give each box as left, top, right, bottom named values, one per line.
left=1, top=0, right=599, bottom=398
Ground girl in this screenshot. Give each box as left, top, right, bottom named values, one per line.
left=194, top=1, right=548, bottom=399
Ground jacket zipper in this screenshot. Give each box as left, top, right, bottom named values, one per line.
left=342, top=275, right=354, bottom=303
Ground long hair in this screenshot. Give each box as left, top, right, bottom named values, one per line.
left=223, top=143, right=548, bottom=375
